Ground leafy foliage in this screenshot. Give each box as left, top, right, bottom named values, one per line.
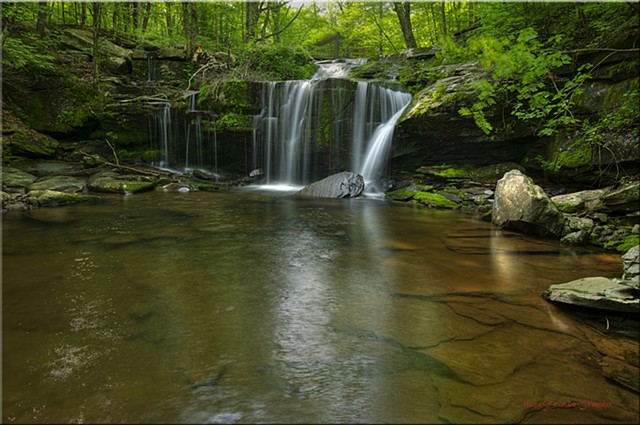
left=237, top=43, right=316, bottom=81
left=2, top=36, right=56, bottom=72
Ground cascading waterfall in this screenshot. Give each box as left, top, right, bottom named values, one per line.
left=254, top=80, right=322, bottom=184
left=252, top=59, right=411, bottom=190
left=147, top=58, right=410, bottom=188
left=355, top=88, right=411, bottom=192
left=351, top=83, right=411, bottom=191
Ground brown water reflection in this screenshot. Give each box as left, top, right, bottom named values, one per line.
left=3, top=188, right=638, bottom=423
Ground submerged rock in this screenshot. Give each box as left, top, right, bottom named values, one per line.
left=492, top=170, right=565, bottom=237
left=296, top=171, right=364, bottom=198
left=541, top=277, right=639, bottom=313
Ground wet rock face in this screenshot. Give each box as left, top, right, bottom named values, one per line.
left=296, top=171, right=365, bottom=198
left=492, top=170, right=565, bottom=237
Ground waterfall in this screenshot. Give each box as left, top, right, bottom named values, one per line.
left=253, top=80, right=325, bottom=185
left=355, top=88, right=411, bottom=193
left=252, top=59, right=411, bottom=190
left=147, top=92, right=219, bottom=174
left=147, top=54, right=159, bottom=82
left=147, top=100, right=172, bottom=168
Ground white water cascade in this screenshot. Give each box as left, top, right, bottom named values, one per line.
left=351, top=83, right=411, bottom=192
left=252, top=59, right=411, bottom=190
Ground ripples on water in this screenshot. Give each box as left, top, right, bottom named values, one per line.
left=3, top=188, right=638, bottom=423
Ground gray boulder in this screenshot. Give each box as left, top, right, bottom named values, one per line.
left=296, top=171, right=364, bottom=199
left=492, top=170, right=565, bottom=237
left=551, top=188, right=610, bottom=213
left=541, top=277, right=639, bottom=313
left=621, top=245, right=639, bottom=288
left=601, top=183, right=640, bottom=213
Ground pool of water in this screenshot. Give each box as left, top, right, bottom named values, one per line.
left=3, top=187, right=638, bottom=423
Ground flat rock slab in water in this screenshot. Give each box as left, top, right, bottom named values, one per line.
left=542, top=276, right=640, bottom=313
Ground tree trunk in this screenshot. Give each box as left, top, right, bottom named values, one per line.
left=81, top=2, right=87, bottom=27
left=133, top=1, right=141, bottom=30
left=142, top=2, right=152, bottom=32
left=245, top=1, right=261, bottom=42
left=165, top=2, right=173, bottom=36
left=182, top=2, right=198, bottom=58
left=92, top=2, right=102, bottom=85
left=36, top=1, right=49, bottom=38
left=392, top=2, right=418, bottom=49
left=441, top=0, right=448, bottom=39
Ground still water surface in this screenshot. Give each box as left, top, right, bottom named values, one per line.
left=3, top=188, right=638, bottom=423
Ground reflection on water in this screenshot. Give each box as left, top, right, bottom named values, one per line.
left=3, top=189, right=638, bottom=423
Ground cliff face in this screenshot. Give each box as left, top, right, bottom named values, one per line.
left=391, top=62, right=536, bottom=172
left=384, top=48, right=639, bottom=187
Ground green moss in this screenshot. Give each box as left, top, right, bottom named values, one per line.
left=555, top=142, right=592, bottom=168
left=33, top=191, right=100, bottom=206
left=386, top=184, right=435, bottom=201
left=557, top=203, right=578, bottom=214
left=386, top=186, right=418, bottom=201
left=193, top=183, right=220, bottom=192
left=122, top=181, right=156, bottom=194
left=413, top=191, right=461, bottom=209
left=416, top=164, right=473, bottom=179
left=9, top=132, right=59, bottom=158
left=216, top=112, right=252, bottom=131
left=603, top=234, right=639, bottom=253
left=617, top=235, right=640, bottom=253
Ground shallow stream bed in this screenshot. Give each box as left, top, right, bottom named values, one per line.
left=3, top=187, right=638, bottom=423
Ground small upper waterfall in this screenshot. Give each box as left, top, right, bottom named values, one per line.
left=147, top=91, right=219, bottom=175
left=252, top=59, right=411, bottom=190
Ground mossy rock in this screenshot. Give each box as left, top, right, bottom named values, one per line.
left=556, top=203, right=578, bottom=214
left=605, top=234, right=640, bottom=253
left=193, top=183, right=221, bottom=192
left=7, top=131, right=59, bottom=158
left=28, top=189, right=100, bottom=206
left=413, top=191, right=461, bottom=209
left=386, top=185, right=420, bottom=201
left=416, top=164, right=474, bottom=180
left=469, top=162, right=525, bottom=184
left=386, top=184, right=434, bottom=201
left=88, top=171, right=157, bottom=194
left=2, top=167, right=38, bottom=193
left=28, top=175, right=86, bottom=193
